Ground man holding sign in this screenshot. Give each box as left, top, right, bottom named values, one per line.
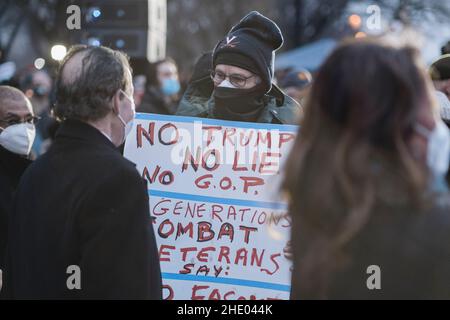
left=125, top=113, right=296, bottom=300
left=125, top=10, right=298, bottom=300
left=177, top=11, right=302, bottom=125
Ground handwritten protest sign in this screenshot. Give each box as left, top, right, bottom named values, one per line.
left=124, top=113, right=298, bottom=300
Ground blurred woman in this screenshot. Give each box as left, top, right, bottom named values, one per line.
left=283, top=37, right=450, bottom=299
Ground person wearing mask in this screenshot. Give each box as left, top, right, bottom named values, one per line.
left=283, top=37, right=450, bottom=299
left=0, top=86, right=36, bottom=295
left=177, top=11, right=302, bottom=124
left=278, top=68, right=313, bottom=106
left=430, top=54, right=450, bottom=101
left=138, top=57, right=181, bottom=115
left=6, top=45, right=162, bottom=299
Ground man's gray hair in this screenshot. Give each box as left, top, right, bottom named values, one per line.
left=54, top=45, right=131, bottom=121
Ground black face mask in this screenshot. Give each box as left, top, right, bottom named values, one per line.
left=213, top=86, right=266, bottom=122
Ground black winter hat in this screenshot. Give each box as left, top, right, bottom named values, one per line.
left=212, top=11, right=284, bottom=93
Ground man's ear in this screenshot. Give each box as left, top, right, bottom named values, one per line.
left=112, top=90, right=122, bottom=115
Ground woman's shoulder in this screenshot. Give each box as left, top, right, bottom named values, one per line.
left=390, top=193, right=450, bottom=255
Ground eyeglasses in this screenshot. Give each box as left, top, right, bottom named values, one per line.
left=0, top=116, right=41, bottom=127
left=210, top=70, right=260, bottom=88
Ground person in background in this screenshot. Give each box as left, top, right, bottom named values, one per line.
left=435, top=91, right=450, bottom=127
left=6, top=45, right=162, bottom=299
left=132, top=74, right=147, bottom=108
left=435, top=91, right=450, bottom=186
left=137, top=57, right=181, bottom=115
left=0, top=86, right=35, bottom=295
left=0, top=61, right=17, bottom=87
left=19, top=68, right=57, bottom=156
left=283, top=37, right=450, bottom=299
left=278, top=68, right=313, bottom=106
left=430, top=54, right=450, bottom=101
left=177, top=11, right=301, bottom=124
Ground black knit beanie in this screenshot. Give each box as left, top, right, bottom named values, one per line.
left=212, top=11, right=284, bottom=93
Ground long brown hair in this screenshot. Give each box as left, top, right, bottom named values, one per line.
left=283, top=37, right=436, bottom=299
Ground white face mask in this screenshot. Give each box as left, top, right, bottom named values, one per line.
left=415, top=121, right=450, bottom=178
left=0, top=122, right=36, bottom=156
left=117, top=90, right=135, bottom=144
left=218, top=79, right=238, bottom=89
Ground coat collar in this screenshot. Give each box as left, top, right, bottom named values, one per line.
left=0, top=145, right=32, bottom=186
left=205, top=94, right=290, bottom=124
left=55, top=119, right=119, bottom=151
left=179, top=77, right=300, bottom=124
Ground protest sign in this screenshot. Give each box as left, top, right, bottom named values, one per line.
left=124, top=113, right=298, bottom=300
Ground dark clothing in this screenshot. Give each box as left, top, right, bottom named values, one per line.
left=177, top=75, right=301, bottom=124
left=176, top=52, right=302, bottom=124
left=6, top=120, right=162, bottom=299
left=0, top=146, right=31, bottom=271
left=31, top=112, right=59, bottom=158
left=291, top=196, right=450, bottom=300
left=447, top=171, right=450, bottom=187
left=212, top=11, right=284, bottom=93
left=138, top=86, right=178, bottom=115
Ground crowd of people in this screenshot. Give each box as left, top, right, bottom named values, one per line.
left=0, top=10, right=450, bottom=299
